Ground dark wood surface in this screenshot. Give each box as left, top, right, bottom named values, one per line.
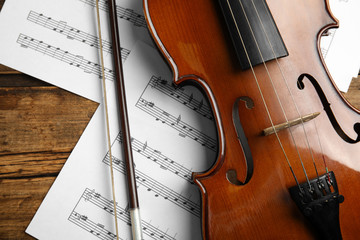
left=0, top=0, right=359, bottom=239
left=0, top=66, right=98, bottom=240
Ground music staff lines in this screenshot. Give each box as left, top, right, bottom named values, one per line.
left=68, top=210, right=119, bottom=240
left=136, top=97, right=217, bottom=152
left=17, top=34, right=114, bottom=81
left=115, top=132, right=193, bottom=183
left=103, top=155, right=200, bottom=217
left=27, top=11, right=130, bottom=60
left=148, top=76, right=213, bottom=120
left=80, top=188, right=176, bottom=240
left=79, top=0, right=147, bottom=28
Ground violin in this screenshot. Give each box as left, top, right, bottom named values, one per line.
left=144, top=0, right=360, bottom=239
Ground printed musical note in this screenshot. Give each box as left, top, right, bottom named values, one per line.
left=321, top=29, right=337, bottom=59
left=27, top=11, right=131, bottom=60
left=16, top=34, right=115, bottom=81
left=115, top=132, right=193, bottom=183
left=84, top=189, right=96, bottom=202
left=136, top=97, right=217, bottom=152
left=77, top=188, right=176, bottom=240
left=148, top=76, right=213, bottom=120
left=69, top=211, right=119, bottom=240
left=79, top=0, right=147, bottom=28
left=103, top=155, right=200, bottom=217
left=321, top=47, right=328, bottom=56
left=1, top=2, right=208, bottom=239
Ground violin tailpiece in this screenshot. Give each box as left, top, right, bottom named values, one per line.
left=289, top=171, right=344, bottom=240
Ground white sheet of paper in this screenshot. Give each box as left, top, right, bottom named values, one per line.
left=0, top=0, right=152, bottom=102
left=25, top=39, right=217, bottom=240
left=320, top=0, right=360, bottom=92
left=0, top=0, right=217, bottom=239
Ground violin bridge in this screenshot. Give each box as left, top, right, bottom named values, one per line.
left=262, top=112, right=320, bottom=136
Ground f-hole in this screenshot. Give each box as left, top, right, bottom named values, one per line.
left=227, top=96, right=254, bottom=186
left=298, top=73, right=360, bottom=144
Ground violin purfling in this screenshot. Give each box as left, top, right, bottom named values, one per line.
left=144, top=0, right=360, bottom=239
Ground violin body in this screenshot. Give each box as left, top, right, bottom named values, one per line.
left=144, top=0, right=360, bottom=239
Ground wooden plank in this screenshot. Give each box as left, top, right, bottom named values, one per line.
left=0, top=151, right=68, bottom=178
left=0, top=74, right=51, bottom=87
left=0, top=85, right=98, bottom=178
left=0, top=86, right=98, bottom=154
left=0, top=75, right=98, bottom=239
left=343, top=76, right=360, bottom=110
left=0, top=65, right=20, bottom=75
left=0, top=177, right=55, bottom=240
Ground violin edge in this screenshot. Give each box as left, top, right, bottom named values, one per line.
left=143, top=0, right=227, bottom=179
left=317, top=0, right=360, bottom=113
left=143, top=4, right=228, bottom=238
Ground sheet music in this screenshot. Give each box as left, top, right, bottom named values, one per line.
left=0, top=0, right=151, bottom=102
left=320, top=0, right=360, bottom=92
left=25, top=37, right=216, bottom=239
left=0, top=0, right=218, bottom=239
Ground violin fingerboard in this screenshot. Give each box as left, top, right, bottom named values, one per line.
left=218, top=0, right=288, bottom=70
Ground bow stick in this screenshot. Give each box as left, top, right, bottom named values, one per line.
left=96, top=0, right=143, bottom=239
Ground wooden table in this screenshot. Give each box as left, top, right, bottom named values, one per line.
left=0, top=1, right=359, bottom=239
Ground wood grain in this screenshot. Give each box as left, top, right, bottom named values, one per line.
left=0, top=177, right=55, bottom=240
left=0, top=71, right=98, bottom=239
left=344, top=76, right=360, bottom=110
left=0, top=86, right=98, bottom=154
left=0, top=65, right=19, bottom=75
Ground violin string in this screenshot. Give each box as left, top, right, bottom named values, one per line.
left=269, top=0, right=331, bottom=181
left=225, top=0, right=301, bottom=187
left=96, top=1, right=120, bottom=239
left=248, top=0, right=322, bottom=182
left=297, top=1, right=332, bottom=183
left=312, top=116, right=331, bottom=183
left=312, top=116, right=330, bottom=173
left=236, top=0, right=314, bottom=189
left=254, top=0, right=327, bottom=180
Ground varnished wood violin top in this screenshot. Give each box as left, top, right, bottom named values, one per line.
left=144, top=0, right=360, bottom=239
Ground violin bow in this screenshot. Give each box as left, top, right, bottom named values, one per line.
left=96, top=0, right=143, bottom=239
